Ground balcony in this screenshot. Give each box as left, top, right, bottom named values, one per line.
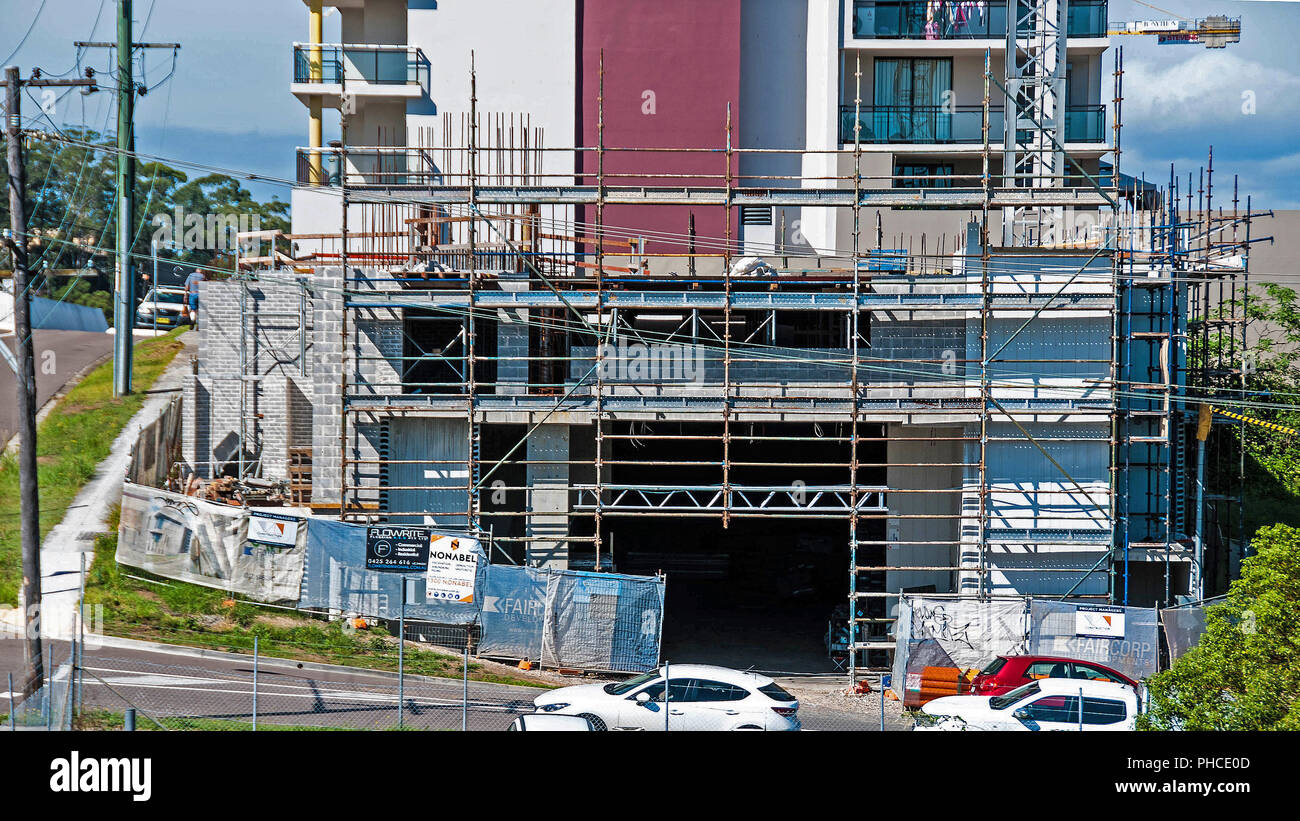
left=839, top=104, right=1105, bottom=144
left=291, top=43, right=429, bottom=106
left=851, top=1, right=1108, bottom=40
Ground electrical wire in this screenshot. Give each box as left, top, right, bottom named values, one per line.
left=22, top=129, right=1285, bottom=284
left=0, top=0, right=48, bottom=67
left=16, top=227, right=1295, bottom=417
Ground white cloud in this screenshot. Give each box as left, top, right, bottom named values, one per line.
left=1123, top=51, right=1300, bottom=131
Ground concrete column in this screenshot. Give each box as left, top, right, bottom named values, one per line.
left=801, top=0, right=841, bottom=255
left=526, top=424, right=570, bottom=568
left=308, top=0, right=324, bottom=185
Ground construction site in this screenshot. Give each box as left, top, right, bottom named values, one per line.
left=172, top=0, right=1263, bottom=681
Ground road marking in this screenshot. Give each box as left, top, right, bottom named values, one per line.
left=81, top=667, right=522, bottom=712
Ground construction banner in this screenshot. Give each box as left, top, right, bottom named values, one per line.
left=116, top=483, right=306, bottom=602
left=296, top=518, right=487, bottom=624
left=1027, top=600, right=1160, bottom=680
left=892, top=596, right=1030, bottom=699
left=477, top=564, right=547, bottom=661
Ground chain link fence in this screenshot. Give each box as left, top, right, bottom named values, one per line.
left=54, top=627, right=539, bottom=731
left=2, top=646, right=76, bottom=731
left=5, top=632, right=919, bottom=732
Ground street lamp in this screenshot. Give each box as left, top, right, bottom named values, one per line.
left=150, top=237, right=159, bottom=335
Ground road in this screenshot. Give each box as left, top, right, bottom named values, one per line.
left=0, top=329, right=112, bottom=443
left=0, top=639, right=896, bottom=731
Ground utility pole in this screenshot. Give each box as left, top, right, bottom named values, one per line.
left=76, top=2, right=179, bottom=397
left=3, top=64, right=41, bottom=700
left=114, top=0, right=135, bottom=396
left=3, top=66, right=95, bottom=699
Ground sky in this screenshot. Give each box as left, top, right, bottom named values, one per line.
left=2, top=0, right=1298, bottom=207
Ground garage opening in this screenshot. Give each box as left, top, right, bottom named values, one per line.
left=593, top=421, right=886, bottom=674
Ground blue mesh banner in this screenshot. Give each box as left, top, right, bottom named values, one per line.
left=477, top=565, right=547, bottom=661
left=297, top=518, right=486, bottom=624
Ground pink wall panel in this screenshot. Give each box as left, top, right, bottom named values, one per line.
left=578, top=0, right=742, bottom=261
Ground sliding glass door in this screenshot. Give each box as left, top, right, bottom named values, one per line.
left=873, top=58, right=953, bottom=142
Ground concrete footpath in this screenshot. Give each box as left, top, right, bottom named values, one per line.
left=0, top=331, right=196, bottom=642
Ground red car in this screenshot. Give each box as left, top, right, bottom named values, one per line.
left=970, top=655, right=1139, bottom=696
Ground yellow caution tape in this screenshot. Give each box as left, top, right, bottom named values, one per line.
left=1210, top=406, right=1299, bottom=436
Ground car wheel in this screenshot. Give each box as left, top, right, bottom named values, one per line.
left=578, top=713, right=608, bottom=731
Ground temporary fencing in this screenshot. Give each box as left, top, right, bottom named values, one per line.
left=892, top=594, right=1161, bottom=700
left=112, top=482, right=666, bottom=673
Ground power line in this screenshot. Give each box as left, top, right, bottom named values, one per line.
left=0, top=0, right=49, bottom=66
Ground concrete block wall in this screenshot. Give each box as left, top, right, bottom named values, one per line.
left=310, top=267, right=404, bottom=509
left=497, top=318, right=529, bottom=394
left=183, top=275, right=314, bottom=481
left=868, top=316, right=966, bottom=381
left=310, top=268, right=344, bottom=505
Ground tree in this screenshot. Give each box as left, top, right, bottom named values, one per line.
left=3, top=129, right=290, bottom=320
left=1192, top=282, right=1300, bottom=539
left=1138, top=523, right=1300, bottom=730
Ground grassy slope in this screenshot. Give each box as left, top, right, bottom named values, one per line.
left=87, top=524, right=545, bottom=688
left=0, top=329, right=187, bottom=605
left=0, top=326, right=544, bottom=689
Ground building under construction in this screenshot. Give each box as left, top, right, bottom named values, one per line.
left=180, top=0, right=1258, bottom=677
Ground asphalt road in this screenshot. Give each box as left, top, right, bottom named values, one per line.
left=0, top=329, right=113, bottom=443
left=0, top=639, right=891, bottom=731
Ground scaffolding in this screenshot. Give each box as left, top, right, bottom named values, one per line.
left=221, top=43, right=1255, bottom=682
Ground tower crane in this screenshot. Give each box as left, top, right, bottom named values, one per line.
left=1108, top=15, right=1242, bottom=48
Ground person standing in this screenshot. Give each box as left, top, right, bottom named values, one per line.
left=184, top=268, right=205, bottom=329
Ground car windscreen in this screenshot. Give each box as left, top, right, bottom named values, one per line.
left=758, top=683, right=797, bottom=702
left=989, top=681, right=1040, bottom=710
left=604, top=670, right=660, bottom=696
left=144, top=291, right=185, bottom=304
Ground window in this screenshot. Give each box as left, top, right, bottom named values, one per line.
left=636, top=681, right=666, bottom=701
left=759, top=683, right=797, bottom=703
left=1020, top=695, right=1081, bottom=723
left=694, top=680, right=751, bottom=702
left=144, top=290, right=185, bottom=304
left=631, top=678, right=696, bottom=703
left=894, top=163, right=953, bottom=189
left=605, top=670, right=660, bottom=696
left=775, top=311, right=849, bottom=349
left=990, top=681, right=1039, bottom=710
left=873, top=58, right=953, bottom=142
left=1081, top=697, right=1128, bottom=725
left=980, top=657, right=1007, bottom=676
left=1073, top=664, right=1126, bottom=685
left=1024, top=661, right=1072, bottom=681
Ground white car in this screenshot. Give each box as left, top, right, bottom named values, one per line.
left=135, top=287, right=191, bottom=328
left=506, top=714, right=594, bottom=731
left=532, top=664, right=801, bottom=731
left=916, top=679, right=1137, bottom=732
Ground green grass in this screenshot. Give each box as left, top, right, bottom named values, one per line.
left=86, top=530, right=548, bottom=689
left=0, top=329, right=188, bottom=606
left=73, top=709, right=352, bottom=731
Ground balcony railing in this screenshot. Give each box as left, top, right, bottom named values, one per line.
left=851, top=1, right=1108, bottom=39
left=292, top=43, right=429, bottom=87
left=296, top=146, right=431, bottom=187
left=839, top=104, right=1105, bottom=143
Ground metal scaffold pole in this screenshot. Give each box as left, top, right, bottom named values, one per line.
left=978, top=49, right=992, bottom=601
left=722, top=103, right=733, bottom=531
left=848, top=53, right=863, bottom=685
left=594, top=50, right=606, bottom=571
left=467, top=54, right=480, bottom=531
